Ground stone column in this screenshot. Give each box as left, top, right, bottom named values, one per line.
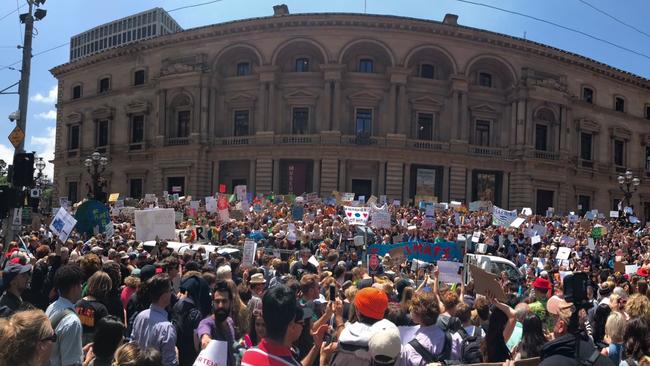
left=199, top=85, right=209, bottom=142
left=397, top=84, right=408, bottom=135
left=157, top=89, right=167, bottom=137
left=213, top=160, right=220, bottom=194
left=332, top=81, right=341, bottom=132
left=338, top=159, right=347, bottom=192
left=313, top=159, right=321, bottom=194
left=460, top=92, right=469, bottom=141
left=249, top=159, right=256, bottom=195
left=388, top=84, right=397, bottom=134
left=403, top=163, right=411, bottom=204
left=378, top=161, right=386, bottom=195
left=322, top=82, right=331, bottom=131
left=268, top=83, right=276, bottom=133
left=451, top=90, right=459, bottom=140
left=257, top=83, right=267, bottom=133
left=272, top=158, right=280, bottom=193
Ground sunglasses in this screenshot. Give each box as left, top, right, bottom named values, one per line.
left=41, top=332, right=57, bottom=342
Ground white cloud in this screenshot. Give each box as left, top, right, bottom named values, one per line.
left=30, top=127, right=56, bottom=179
left=30, top=85, right=58, bottom=104
left=35, top=110, right=57, bottom=120
left=0, top=143, right=14, bottom=165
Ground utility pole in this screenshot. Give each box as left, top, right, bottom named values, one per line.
left=16, top=0, right=34, bottom=154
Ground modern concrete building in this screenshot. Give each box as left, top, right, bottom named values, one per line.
left=69, top=7, right=182, bottom=62
left=52, top=5, right=650, bottom=219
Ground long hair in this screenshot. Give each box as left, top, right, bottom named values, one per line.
left=625, top=317, right=650, bottom=360
left=0, top=310, right=51, bottom=366
left=591, top=303, right=611, bottom=345
left=519, top=314, right=547, bottom=358
left=480, top=307, right=511, bottom=363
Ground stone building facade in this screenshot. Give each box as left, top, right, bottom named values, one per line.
left=51, top=7, right=650, bottom=218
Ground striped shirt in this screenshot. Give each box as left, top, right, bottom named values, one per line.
left=241, top=339, right=301, bottom=366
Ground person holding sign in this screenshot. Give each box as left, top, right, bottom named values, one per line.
left=197, top=280, right=236, bottom=366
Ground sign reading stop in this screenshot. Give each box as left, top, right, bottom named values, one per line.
left=368, top=254, right=380, bottom=275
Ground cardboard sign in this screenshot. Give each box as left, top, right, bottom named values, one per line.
left=242, top=239, right=257, bottom=267
left=610, top=211, right=619, bottom=218
left=344, top=206, right=370, bottom=225
left=193, top=340, right=228, bottom=366
left=531, top=235, right=541, bottom=244
left=108, top=193, right=120, bottom=203
left=438, top=261, right=462, bottom=284
left=134, top=209, right=176, bottom=241
left=469, top=264, right=506, bottom=301
left=371, top=209, right=391, bottom=229
left=49, top=207, right=77, bottom=242
left=613, top=261, right=625, bottom=274
left=510, top=217, right=526, bottom=228
left=556, top=247, right=571, bottom=260
left=342, top=192, right=355, bottom=202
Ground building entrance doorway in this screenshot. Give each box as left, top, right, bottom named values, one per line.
left=351, top=179, right=372, bottom=200
left=536, top=189, right=554, bottom=215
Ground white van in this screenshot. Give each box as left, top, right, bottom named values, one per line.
left=463, top=254, right=524, bottom=285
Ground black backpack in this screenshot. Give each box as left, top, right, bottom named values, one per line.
left=408, top=330, right=452, bottom=364
left=458, top=326, right=484, bottom=364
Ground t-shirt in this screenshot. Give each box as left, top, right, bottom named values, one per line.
left=241, top=339, right=301, bottom=366
left=75, top=298, right=109, bottom=345
left=197, top=316, right=236, bottom=366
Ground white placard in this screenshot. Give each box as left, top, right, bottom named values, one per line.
left=193, top=339, right=228, bottom=366
left=521, top=207, right=533, bottom=216
left=587, top=237, right=595, bottom=250
left=438, top=261, right=462, bottom=284
left=205, top=197, right=217, bottom=213
left=242, top=239, right=257, bottom=267
left=358, top=195, right=366, bottom=203
left=476, top=243, right=487, bottom=254
left=531, top=235, right=541, bottom=244
left=344, top=206, right=370, bottom=225
left=308, top=255, right=320, bottom=268
left=49, top=207, right=78, bottom=242
left=556, top=247, right=571, bottom=260
left=104, top=221, right=114, bottom=238
left=190, top=200, right=200, bottom=210
left=510, top=217, right=526, bottom=228
left=625, top=265, right=639, bottom=275
left=379, top=195, right=387, bottom=204
left=392, top=200, right=401, bottom=207
left=134, top=208, right=176, bottom=241
left=471, top=231, right=481, bottom=243
left=610, top=211, right=619, bottom=218
left=12, top=208, right=21, bottom=226
left=371, top=209, right=391, bottom=229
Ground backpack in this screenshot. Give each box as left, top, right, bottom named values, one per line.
left=458, top=326, right=484, bottom=364
left=407, top=330, right=452, bottom=364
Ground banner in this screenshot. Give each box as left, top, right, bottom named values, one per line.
left=134, top=208, right=176, bottom=241
left=368, top=241, right=462, bottom=262
left=49, top=207, right=77, bottom=242
left=492, top=205, right=517, bottom=227
left=344, top=206, right=370, bottom=226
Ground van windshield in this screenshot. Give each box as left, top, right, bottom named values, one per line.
left=491, top=261, right=522, bottom=282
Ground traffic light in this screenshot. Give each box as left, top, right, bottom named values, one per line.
left=12, top=152, right=34, bottom=187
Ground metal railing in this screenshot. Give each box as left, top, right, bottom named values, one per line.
left=468, top=145, right=504, bottom=157
left=532, top=150, right=559, bottom=160
left=166, top=137, right=190, bottom=146
left=274, top=134, right=318, bottom=144
left=219, top=136, right=250, bottom=145
left=408, top=139, right=449, bottom=151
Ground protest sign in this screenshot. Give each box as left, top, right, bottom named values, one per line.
left=59, top=197, right=69, bottom=209
left=368, top=241, right=461, bottom=262
left=532, top=224, right=547, bottom=237
left=469, top=265, right=506, bottom=301
left=134, top=209, right=176, bottom=241
left=521, top=207, right=533, bottom=216
left=531, top=235, right=541, bottom=244
left=367, top=195, right=378, bottom=205
left=471, top=231, right=481, bottom=243
left=592, top=224, right=607, bottom=238
left=510, top=217, right=526, bottom=228
left=438, top=261, right=462, bottom=284
left=630, top=216, right=639, bottom=224
left=556, top=247, right=571, bottom=260
left=344, top=206, right=370, bottom=225
left=393, top=200, right=401, bottom=207
left=368, top=254, right=380, bottom=276
left=292, top=205, right=304, bottom=221
left=108, top=193, right=119, bottom=203
left=242, top=239, right=257, bottom=267
left=193, top=340, right=228, bottom=366
left=568, top=214, right=579, bottom=223
left=234, top=185, right=247, bottom=201
left=371, top=209, right=391, bottom=229
left=342, top=192, right=355, bottom=202
left=49, top=207, right=77, bottom=242
left=379, top=195, right=387, bottom=204
left=476, top=243, right=487, bottom=254
left=625, top=265, right=639, bottom=275
left=492, top=206, right=517, bottom=227
left=610, top=211, right=619, bottom=218
left=587, top=237, right=595, bottom=250
left=205, top=197, right=217, bottom=213
left=614, top=261, right=625, bottom=274
left=74, top=200, right=112, bottom=236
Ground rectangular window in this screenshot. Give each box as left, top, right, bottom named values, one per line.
left=236, top=62, right=251, bottom=76
left=355, top=108, right=372, bottom=135
left=615, top=97, right=625, bottom=112
left=478, top=72, right=492, bottom=87
left=131, top=115, right=144, bottom=143
left=134, top=70, right=146, bottom=85
left=99, top=77, right=110, bottom=93
left=234, top=110, right=250, bottom=136
left=97, top=120, right=109, bottom=147
left=475, top=120, right=490, bottom=146
left=72, top=85, right=82, bottom=99
left=646, top=146, right=650, bottom=170
left=582, top=88, right=593, bottom=103
left=68, top=125, right=80, bottom=150
left=535, top=124, right=548, bottom=151
left=137, top=28, right=141, bottom=39
left=292, top=108, right=309, bottom=134
left=130, top=178, right=143, bottom=199
left=295, top=58, right=310, bottom=72
left=68, top=182, right=78, bottom=203
left=420, top=64, right=435, bottom=79
left=580, top=133, right=592, bottom=161
left=177, top=111, right=190, bottom=138
left=614, top=139, right=625, bottom=166
left=358, top=59, right=374, bottom=73
left=416, top=113, right=434, bottom=140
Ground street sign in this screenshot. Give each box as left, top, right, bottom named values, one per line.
left=8, top=126, right=25, bottom=148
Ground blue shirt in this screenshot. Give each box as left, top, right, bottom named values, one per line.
left=131, top=304, right=178, bottom=366
left=46, top=296, right=83, bottom=366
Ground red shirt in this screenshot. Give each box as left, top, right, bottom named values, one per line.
left=241, top=339, right=301, bottom=366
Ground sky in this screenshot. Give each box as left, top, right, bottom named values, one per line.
left=1, top=0, right=649, bottom=181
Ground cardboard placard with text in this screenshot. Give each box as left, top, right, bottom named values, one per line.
left=469, top=264, right=506, bottom=301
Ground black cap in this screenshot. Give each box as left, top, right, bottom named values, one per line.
left=139, top=265, right=156, bottom=282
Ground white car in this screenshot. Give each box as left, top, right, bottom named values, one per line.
left=142, top=241, right=241, bottom=259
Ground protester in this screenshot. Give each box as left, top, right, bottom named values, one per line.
left=75, top=271, right=112, bottom=345
left=130, top=274, right=178, bottom=366
left=197, top=280, right=236, bottom=366
left=0, top=261, right=32, bottom=315
left=47, top=264, right=84, bottom=366
left=0, top=309, right=56, bottom=366
left=85, top=315, right=125, bottom=366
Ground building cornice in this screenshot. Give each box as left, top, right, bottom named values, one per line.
left=51, top=13, right=650, bottom=90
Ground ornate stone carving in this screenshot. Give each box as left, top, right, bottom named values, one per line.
left=160, top=54, right=207, bottom=76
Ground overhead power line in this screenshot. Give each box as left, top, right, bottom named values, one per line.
left=0, top=2, right=26, bottom=22
left=455, top=0, right=650, bottom=61
left=0, top=41, right=69, bottom=72
left=576, top=0, right=650, bottom=39
left=167, top=0, right=225, bottom=13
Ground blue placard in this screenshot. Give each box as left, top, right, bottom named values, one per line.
left=367, top=241, right=462, bottom=262
left=74, top=200, right=111, bottom=236
left=292, top=205, right=304, bottom=221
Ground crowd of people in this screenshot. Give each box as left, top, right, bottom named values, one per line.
left=0, top=194, right=649, bottom=366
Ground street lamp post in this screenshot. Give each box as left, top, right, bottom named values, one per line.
left=617, top=169, right=641, bottom=208
left=84, top=151, right=108, bottom=202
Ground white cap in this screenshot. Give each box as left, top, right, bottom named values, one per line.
left=368, top=320, right=401, bottom=364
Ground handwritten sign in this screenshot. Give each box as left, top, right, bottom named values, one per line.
left=368, top=241, right=461, bottom=262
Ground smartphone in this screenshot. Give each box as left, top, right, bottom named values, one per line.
left=329, top=284, right=336, bottom=302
